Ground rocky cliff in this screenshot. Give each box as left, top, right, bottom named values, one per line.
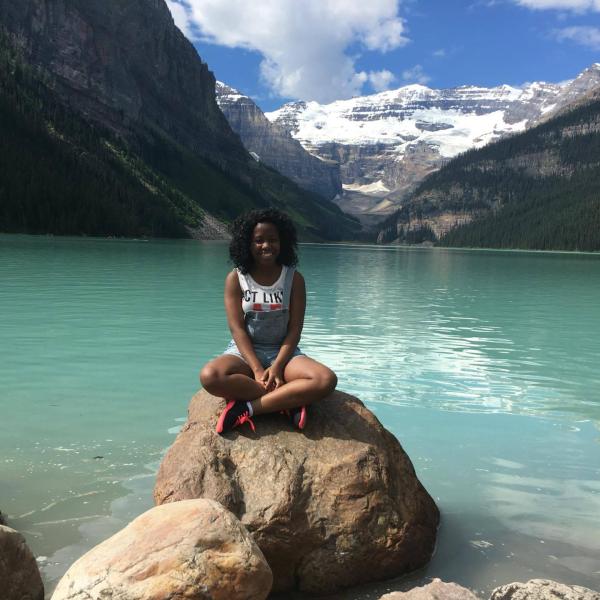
left=0, top=0, right=359, bottom=240
left=216, top=82, right=342, bottom=200
left=267, top=65, right=600, bottom=224
left=0, top=0, right=236, bottom=162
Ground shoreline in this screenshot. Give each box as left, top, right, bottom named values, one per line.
left=2, top=232, right=599, bottom=255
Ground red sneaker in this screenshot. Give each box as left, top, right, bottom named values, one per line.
left=216, top=401, right=256, bottom=434
left=288, top=405, right=307, bottom=430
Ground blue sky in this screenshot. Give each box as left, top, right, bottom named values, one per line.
left=166, top=0, right=600, bottom=111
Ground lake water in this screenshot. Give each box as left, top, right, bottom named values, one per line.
left=1, top=235, right=599, bottom=598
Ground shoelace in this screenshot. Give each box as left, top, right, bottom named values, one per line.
left=234, top=412, right=256, bottom=432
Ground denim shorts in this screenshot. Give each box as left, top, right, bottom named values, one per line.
left=223, top=340, right=304, bottom=369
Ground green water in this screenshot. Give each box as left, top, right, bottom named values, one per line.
left=1, top=235, right=599, bottom=597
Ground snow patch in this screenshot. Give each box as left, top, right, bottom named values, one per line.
left=267, top=84, right=540, bottom=159
left=343, top=180, right=390, bottom=194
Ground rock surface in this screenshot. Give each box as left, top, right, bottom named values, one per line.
left=154, top=390, right=440, bottom=594
left=490, top=579, right=600, bottom=600
left=51, top=499, right=272, bottom=600
left=0, top=524, right=44, bottom=600
left=380, top=578, right=480, bottom=599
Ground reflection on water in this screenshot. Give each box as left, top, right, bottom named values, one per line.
left=1, top=236, right=599, bottom=597
left=301, top=244, right=600, bottom=422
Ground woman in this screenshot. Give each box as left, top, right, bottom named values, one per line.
left=200, top=208, right=337, bottom=434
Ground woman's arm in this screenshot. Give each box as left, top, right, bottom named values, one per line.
left=224, top=271, right=265, bottom=379
left=264, top=271, right=306, bottom=389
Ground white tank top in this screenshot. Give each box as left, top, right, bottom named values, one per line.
left=237, top=266, right=290, bottom=314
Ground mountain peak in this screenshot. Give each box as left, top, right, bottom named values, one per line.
left=400, top=83, right=433, bottom=93
left=262, top=62, right=600, bottom=220
left=574, top=63, right=600, bottom=80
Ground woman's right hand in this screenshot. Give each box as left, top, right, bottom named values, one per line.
left=253, top=367, right=267, bottom=388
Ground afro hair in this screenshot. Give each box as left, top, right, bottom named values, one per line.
left=229, top=208, right=298, bottom=274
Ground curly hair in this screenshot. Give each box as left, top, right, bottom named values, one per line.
left=229, top=208, right=298, bottom=273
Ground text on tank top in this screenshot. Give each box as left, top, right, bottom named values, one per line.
left=237, top=266, right=289, bottom=314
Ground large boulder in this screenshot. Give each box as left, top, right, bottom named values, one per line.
left=51, top=499, right=272, bottom=600
left=380, top=579, right=481, bottom=599
left=0, top=524, right=44, bottom=600
left=490, top=579, right=600, bottom=600
left=154, top=390, right=440, bottom=594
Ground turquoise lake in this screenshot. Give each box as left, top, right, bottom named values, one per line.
left=1, top=234, right=599, bottom=598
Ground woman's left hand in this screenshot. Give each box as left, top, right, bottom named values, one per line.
left=261, top=365, right=284, bottom=391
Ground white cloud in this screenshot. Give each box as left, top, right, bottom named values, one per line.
left=512, top=0, right=600, bottom=11
left=401, top=64, right=431, bottom=85
left=367, top=69, right=397, bottom=91
left=165, top=0, right=195, bottom=38
left=167, top=0, right=408, bottom=102
left=433, top=48, right=446, bottom=57
left=554, top=25, right=600, bottom=48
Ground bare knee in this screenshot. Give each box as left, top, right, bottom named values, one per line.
left=315, top=369, right=337, bottom=397
left=325, top=370, right=338, bottom=394
left=200, top=365, right=222, bottom=392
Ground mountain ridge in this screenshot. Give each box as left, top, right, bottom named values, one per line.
left=263, top=64, right=600, bottom=223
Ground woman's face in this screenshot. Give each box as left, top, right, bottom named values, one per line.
left=250, top=222, right=281, bottom=267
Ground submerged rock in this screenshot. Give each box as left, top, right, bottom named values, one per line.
left=380, top=578, right=481, bottom=599
left=51, top=499, right=272, bottom=600
left=0, top=524, right=44, bottom=600
left=154, top=389, right=440, bottom=594
left=490, top=579, right=600, bottom=600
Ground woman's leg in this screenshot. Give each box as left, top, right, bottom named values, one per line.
left=250, top=356, right=337, bottom=415
left=200, top=355, right=265, bottom=400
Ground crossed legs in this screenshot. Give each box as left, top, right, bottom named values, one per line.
left=200, top=354, right=337, bottom=415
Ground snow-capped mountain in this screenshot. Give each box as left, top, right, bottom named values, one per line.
left=265, top=64, right=600, bottom=221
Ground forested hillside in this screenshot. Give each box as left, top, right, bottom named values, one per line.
left=377, top=93, right=600, bottom=251
left=0, top=2, right=359, bottom=240
left=0, top=33, right=200, bottom=237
